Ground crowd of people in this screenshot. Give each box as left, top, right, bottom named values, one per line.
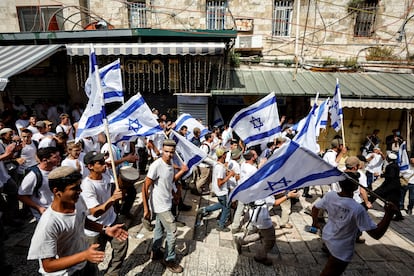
left=0, top=96, right=408, bottom=275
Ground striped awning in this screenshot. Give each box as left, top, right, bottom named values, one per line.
left=0, top=44, right=64, bottom=91
left=65, top=43, right=226, bottom=56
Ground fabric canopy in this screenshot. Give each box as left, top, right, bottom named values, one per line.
left=0, top=44, right=64, bottom=91
left=65, top=43, right=226, bottom=56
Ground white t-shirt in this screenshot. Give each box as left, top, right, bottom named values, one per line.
left=56, top=124, right=75, bottom=140
left=227, top=159, right=241, bottom=190
left=323, top=149, right=341, bottom=191
left=18, top=142, right=38, bottom=173
left=147, top=158, right=176, bottom=213
left=353, top=169, right=368, bottom=204
left=212, top=162, right=228, bottom=197
left=28, top=197, right=89, bottom=275
left=315, top=191, right=377, bottom=262
left=0, top=142, right=11, bottom=185
left=366, top=153, right=384, bottom=175
left=18, top=168, right=53, bottom=220
left=81, top=174, right=117, bottom=237
left=38, top=136, right=56, bottom=148
left=27, top=125, right=39, bottom=134
left=249, top=196, right=275, bottom=229
left=15, top=119, right=29, bottom=135
left=61, top=158, right=85, bottom=178
left=239, top=162, right=257, bottom=184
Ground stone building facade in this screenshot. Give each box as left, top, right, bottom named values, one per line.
left=2, top=0, right=413, bottom=63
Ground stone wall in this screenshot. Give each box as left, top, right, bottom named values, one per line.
left=2, top=0, right=413, bottom=62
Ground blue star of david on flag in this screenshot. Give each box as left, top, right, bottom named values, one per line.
left=250, top=116, right=264, bottom=132
left=128, top=118, right=142, bottom=133
left=264, top=177, right=292, bottom=192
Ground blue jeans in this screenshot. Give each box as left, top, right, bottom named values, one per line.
left=152, top=210, right=177, bottom=261
left=400, top=184, right=414, bottom=210
left=204, top=195, right=230, bottom=228
left=366, top=171, right=374, bottom=189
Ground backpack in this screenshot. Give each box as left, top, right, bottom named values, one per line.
left=24, top=165, right=43, bottom=198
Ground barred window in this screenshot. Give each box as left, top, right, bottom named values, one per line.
left=354, top=1, right=378, bottom=37
left=129, top=1, right=148, bottom=28
left=206, top=1, right=226, bottom=30
left=272, top=0, right=294, bottom=37
left=17, top=6, right=63, bottom=32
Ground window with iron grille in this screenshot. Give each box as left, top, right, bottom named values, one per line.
left=353, top=1, right=378, bottom=37
left=272, top=0, right=294, bottom=37
left=129, top=1, right=148, bottom=28
left=17, top=6, right=63, bottom=32
left=206, top=1, right=227, bottom=30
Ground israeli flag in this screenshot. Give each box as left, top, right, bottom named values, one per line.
left=174, top=113, right=209, bottom=141
left=213, top=106, right=224, bottom=127
left=293, top=103, right=319, bottom=153
left=229, top=139, right=346, bottom=204
left=398, top=141, right=410, bottom=172
left=315, top=98, right=330, bottom=136
left=170, top=130, right=208, bottom=179
left=76, top=45, right=106, bottom=141
left=107, top=93, right=163, bottom=143
left=329, top=83, right=343, bottom=132
left=229, top=92, right=281, bottom=148
left=85, top=59, right=124, bottom=104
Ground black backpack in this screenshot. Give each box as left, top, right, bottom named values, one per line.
left=24, top=165, right=43, bottom=197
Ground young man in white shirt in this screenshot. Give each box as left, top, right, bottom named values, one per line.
left=81, top=151, right=126, bottom=276
left=27, top=166, right=128, bottom=276
left=142, top=139, right=188, bottom=273
left=311, top=172, right=397, bottom=276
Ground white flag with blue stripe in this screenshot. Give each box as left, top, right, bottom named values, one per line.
left=398, top=141, right=410, bottom=172
left=170, top=130, right=208, bottom=179
left=107, top=93, right=163, bottom=143
left=213, top=106, right=224, bottom=127
left=85, top=59, right=124, bottom=104
left=229, top=139, right=347, bottom=204
left=174, top=113, right=209, bottom=141
left=315, top=98, right=330, bottom=136
left=76, top=46, right=106, bottom=141
left=329, top=83, right=343, bottom=132
left=229, top=92, right=281, bottom=148
left=293, top=103, right=319, bottom=153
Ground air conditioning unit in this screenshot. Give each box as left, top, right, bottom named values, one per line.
left=235, top=35, right=263, bottom=49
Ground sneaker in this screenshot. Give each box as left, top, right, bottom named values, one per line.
left=393, top=215, right=404, bottom=221
left=280, top=223, right=293, bottom=229
left=216, top=226, right=231, bottom=232
left=150, top=250, right=164, bottom=261
left=162, top=260, right=183, bottom=273
left=253, top=256, right=272, bottom=266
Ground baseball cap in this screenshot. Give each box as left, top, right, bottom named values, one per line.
left=216, top=147, right=228, bottom=158
left=231, top=148, right=242, bottom=159
left=84, top=151, right=106, bottom=164
left=331, top=138, right=343, bottom=148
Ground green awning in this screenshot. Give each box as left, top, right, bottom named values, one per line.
left=212, top=69, right=414, bottom=109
